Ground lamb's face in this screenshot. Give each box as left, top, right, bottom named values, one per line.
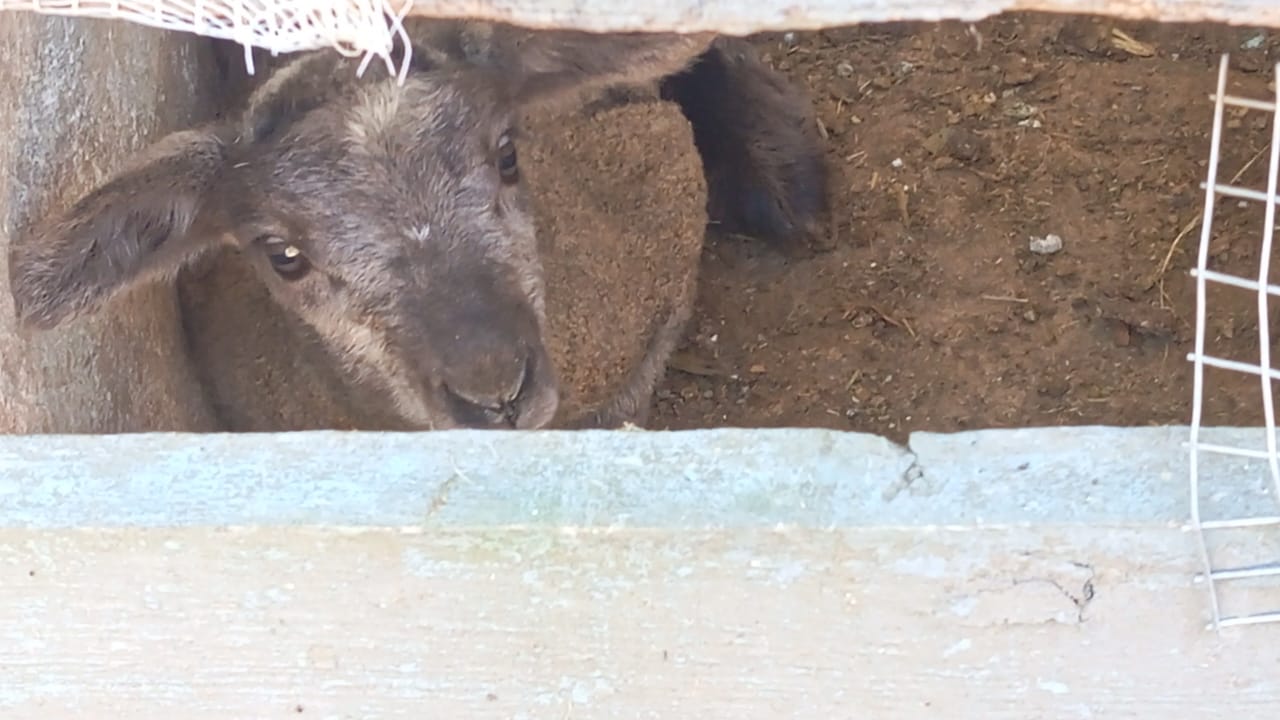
left=225, top=70, right=559, bottom=430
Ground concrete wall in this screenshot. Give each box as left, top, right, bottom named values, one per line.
left=2, top=425, right=1278, bottom=717
left=0, top=16, right=219, bottom=434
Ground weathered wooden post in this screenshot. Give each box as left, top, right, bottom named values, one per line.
left=0, top=16, right=221, bottom=433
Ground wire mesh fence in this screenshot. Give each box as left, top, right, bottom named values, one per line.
left=1188, top=54, right=1280, bottom=630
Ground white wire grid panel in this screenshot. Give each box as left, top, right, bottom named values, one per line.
left=1189, top=54, right=1280, bottom=631
left=0, top=0, right=415, bottom=76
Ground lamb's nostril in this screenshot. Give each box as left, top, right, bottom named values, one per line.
left=441, top=382, right=506, bottom=427
left=496, top=354, right=537, bottom=427
left=441, top=352, right=535, bottom=429
left=507, top=353, right=534, bottom=402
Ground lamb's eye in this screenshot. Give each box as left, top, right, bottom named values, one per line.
left=496, top=133, right=518, bottom=183
left=260, top=237, right=311, bottom=281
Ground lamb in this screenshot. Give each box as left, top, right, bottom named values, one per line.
left=8, top=24, right=825, bottom=431
left=173, top=94, right=709, bottom=431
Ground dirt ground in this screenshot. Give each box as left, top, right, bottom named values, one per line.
left=647, top=12, right=1280, bottom=441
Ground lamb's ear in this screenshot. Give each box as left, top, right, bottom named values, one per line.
left=467, top=22, right=714, bottom=106
left=9, top=129, right=233, bottom=330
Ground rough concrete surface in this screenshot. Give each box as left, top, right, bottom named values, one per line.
left=1, top=425, right=1279, bottom=718
left=1, top=425, right=1275, bottom=528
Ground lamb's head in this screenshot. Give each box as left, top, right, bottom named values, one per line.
left=7, top=30, right=711, bottom=430
left=228, top=61, right=558, bottom=429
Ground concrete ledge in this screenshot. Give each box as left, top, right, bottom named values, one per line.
left=1, top=425, right=1276, bottom=528
left=2, top=426, right=1279, bottom=717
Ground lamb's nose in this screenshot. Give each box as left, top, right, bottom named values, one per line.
left=442, top=351, right=531, bottom=428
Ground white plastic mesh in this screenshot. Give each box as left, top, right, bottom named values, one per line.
left=0, top=0, right=414, bottom=77
left=1189, top=54, right=1280, bottom=631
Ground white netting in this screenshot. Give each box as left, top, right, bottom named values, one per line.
left=0, top=0, right=414, bottom=77
left=1189, top=54, right=1280, bottom=631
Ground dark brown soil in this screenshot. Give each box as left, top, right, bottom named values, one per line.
left=649, top=13, right=1280, bottom=442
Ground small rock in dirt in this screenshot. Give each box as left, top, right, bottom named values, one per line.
left=923, top=127, right=990, bottom=164
left=1029, top=234, right=1064, bottom=255
left=1002, top=99, right=1038, bottom=121
left=1023, top=308, right=1039, bottom=323
left=960, top=92, right=997, bottom=118
left=783, top=32, right=798, bottom=48
left=828, top=77, right=863, bottom=103
left=749, top=364, right=767, bottom=374
left=891, top=157, right=904, bottom=169
left=835, top=61, right=855, bottom=78
left=1039, top=379, right=1071, bottom=399
left=1234, top=53, right=1264, bottom=73
left=1032, top=86, right=1061, bottom=103
left=1002, top=64, right=1039, bottom=87
left=1241, top=32, right=1266, bottom=50
left=921, top=131, right=945, bottom=156
left=1094, top=295, right=1177, bottom=342
left=1058, top=18, right=1113, bottom=56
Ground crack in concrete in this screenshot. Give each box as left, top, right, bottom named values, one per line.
left=424, top=466, right=468, bottom=521
left=1014, top=562, right=1097, bottom=623
left=879, top=441, right=922, bottom=502
left=881, top=460, right=922, bottom=502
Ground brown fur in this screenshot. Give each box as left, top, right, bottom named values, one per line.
left=525, top=100, right=704, bottom=428
left=10, top=30, right=707, bottom=431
